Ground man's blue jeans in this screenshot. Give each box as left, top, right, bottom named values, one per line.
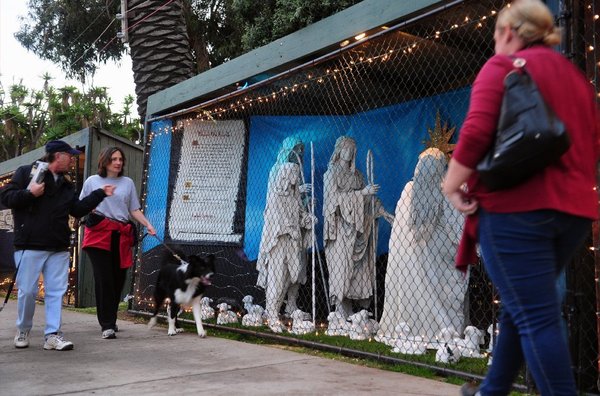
left=15, top=250, right=70, bottom=336
left=478, top=209, right=590, bottom=396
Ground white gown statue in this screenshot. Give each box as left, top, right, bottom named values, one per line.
left=323, top=136, right=393, bottom=319
left=377, top=148, right=467, bottom=345
left=256, top=137, right=314, bottom=332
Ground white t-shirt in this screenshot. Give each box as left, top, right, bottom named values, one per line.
left=80, top=175, right=140, bottom=222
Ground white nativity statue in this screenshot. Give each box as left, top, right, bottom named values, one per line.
left=377, top=148, right=468, bottom=346
left=323, top=136, right=393, bottom=319
left=256, top=137, right=315, bottom=333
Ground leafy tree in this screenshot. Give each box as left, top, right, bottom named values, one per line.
left=15, top=0, right=125, bottom=82
left=15, top=0, right=360, bottom=119
left=231, top=0, right=361, bottom=52
left=0, top=79, right=142, bottom=162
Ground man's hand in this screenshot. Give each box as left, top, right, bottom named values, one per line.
left=29, top=181, right=45, bottom=197
left=102, top=185, right=116, bottom=196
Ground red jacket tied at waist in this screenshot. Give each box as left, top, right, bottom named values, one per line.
left=456, top=214, right=479, bottom=273
left=83, top=218, right=135, bottom=269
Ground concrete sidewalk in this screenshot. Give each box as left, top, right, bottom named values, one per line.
left=0, top=300, right=461, bottom=395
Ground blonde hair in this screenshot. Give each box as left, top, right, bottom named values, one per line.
left=497, top=0, right=561, bottom=46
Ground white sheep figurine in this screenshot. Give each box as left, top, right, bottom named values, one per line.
left=431, top=326, right=459, bottom=350
left=435, top=342, right=461, bottom=364
left=242, top=295, right=265, bottom=316
left=375, top=322, right=411, bottom=346
left=326, top=311, right=351, bottom=336
left=348, top=310, right=379, bottom=341
left=289, top=309, right=315, bottom=335
left=265, top=312, right=287, bottom=333
left=242, top=305, right=265, bottom=327
left=392, top=335, right=427, bottom=355
left=394, top=322, right=411, bottom=338
left=454, top=326, right=485, bottom=358
left=200, top=297, right=215, bottom=320
left=437, top=326, right=460, bottom=344
left=216, top=302, right=238, bottom=325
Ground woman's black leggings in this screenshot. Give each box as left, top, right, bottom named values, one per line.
left=84, top=233, right=127, bottom=331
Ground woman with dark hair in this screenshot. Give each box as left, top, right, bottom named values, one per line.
left=80, top=146, right=156, bottom=339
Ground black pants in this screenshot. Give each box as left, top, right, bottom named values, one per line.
left=84, top=233, right=127, bottom=331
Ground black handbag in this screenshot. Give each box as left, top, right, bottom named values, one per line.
left=476, top=57, right=570, bottom=191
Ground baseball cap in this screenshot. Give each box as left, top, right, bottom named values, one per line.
left=45, top=140, right=81, bottom=155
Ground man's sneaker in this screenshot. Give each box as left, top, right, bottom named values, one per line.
left=43, top=333, right=74, bottom=351
left=14, top=330, right=30, bottom=348
left=102, top=329, right=116, bottom=339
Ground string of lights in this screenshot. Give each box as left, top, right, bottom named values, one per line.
left=145, top=8, right=501, bottom=137
left=130, top=2, right=600, bottom=387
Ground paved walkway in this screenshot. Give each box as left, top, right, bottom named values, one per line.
left=0, top=300, right=461, bottom=395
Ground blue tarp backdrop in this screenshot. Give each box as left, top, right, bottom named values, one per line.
left=243, top=87, right=471, bottom=260
left=144, top=88, right=471, bottom=259
left=142, top=119, right=172, bottom=254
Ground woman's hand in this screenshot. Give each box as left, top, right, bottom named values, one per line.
left=146, top=223, right=157, bottom=236
left=446, top=189, right=478, bottom=215
left=442, top=159, right=477, bottom=215
left=130, top=209, right=156, bottom=235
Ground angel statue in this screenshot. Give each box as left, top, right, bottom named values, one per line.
left=377, top=148, right=468, bottom=345
left=256, top=137, right=315, bottom=333
left=323, top=136, right=393, bottom=319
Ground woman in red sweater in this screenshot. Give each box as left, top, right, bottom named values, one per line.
left=443, top=0, right=598, bottom=395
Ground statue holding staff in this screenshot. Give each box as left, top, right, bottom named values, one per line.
left=256, top=137, right=314, bottom=332
left=323, top=136, right=393, bottom=319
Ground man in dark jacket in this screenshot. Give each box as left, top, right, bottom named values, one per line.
left=0, top=140, right=114, bottom=350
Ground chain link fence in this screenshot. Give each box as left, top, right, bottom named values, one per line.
left=132, top=0, right=599, bottom=391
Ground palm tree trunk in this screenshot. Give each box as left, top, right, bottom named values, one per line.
left=127, top=0, right=196, bottom=121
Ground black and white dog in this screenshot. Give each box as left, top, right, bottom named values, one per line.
left=148, top=251, right=215, bottom=337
